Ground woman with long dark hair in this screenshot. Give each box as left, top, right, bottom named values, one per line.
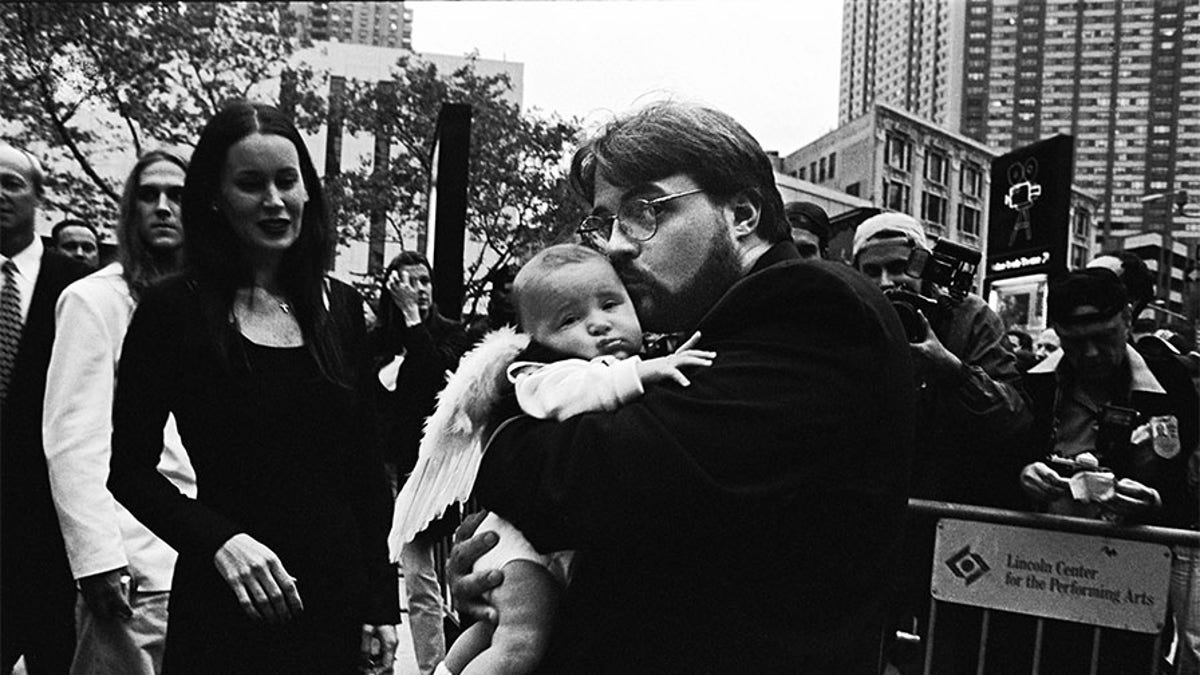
left=109, top=101, right=399, bottom=673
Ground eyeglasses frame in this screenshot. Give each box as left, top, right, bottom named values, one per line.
left=577, top=187, right=706, bottom=244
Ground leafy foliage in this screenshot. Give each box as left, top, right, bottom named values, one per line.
left=1, top=3, right=583, bottom=311
left=0, top=2, right=323, bottom=224
left=336, top=54, right=584, bottom=310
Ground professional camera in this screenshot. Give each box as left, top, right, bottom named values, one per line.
left=885, top=239, right=983, bottom=342
left=905, top=239, right=982, bottom=302
left=884, top=287, right=940, bottom=342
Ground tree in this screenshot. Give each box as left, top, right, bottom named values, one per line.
left=0, top=2, right=324, bottom=225
left=333, top=54, right=585, bottom=312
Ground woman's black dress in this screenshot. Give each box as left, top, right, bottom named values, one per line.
left=109, top=277, right=399, bottom=674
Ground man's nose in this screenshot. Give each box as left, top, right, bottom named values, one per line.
left=155, top=191, right=173, bottom=213
left=605, top=226, right=638, bottom=258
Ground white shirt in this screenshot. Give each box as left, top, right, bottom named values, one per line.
left=1, top=235, right=43, bottom=323
left=43, top=263, right=197, bottom=591
left=507, top=355, right=644, bottom=420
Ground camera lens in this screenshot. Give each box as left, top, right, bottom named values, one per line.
left=891, top=301, right=926, bottom=342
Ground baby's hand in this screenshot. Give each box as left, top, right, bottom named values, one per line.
left=637, top=331, right=715, bottom=387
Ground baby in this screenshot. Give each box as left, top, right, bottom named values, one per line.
left=388, top=243, right=713, bottom=674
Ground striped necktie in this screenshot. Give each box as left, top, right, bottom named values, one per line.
left=0, top=259, right=23, bottom=402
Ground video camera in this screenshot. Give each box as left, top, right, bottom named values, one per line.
left=885, top=238, right=982, bottom=342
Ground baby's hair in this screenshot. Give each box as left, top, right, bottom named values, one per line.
left=512, top=243, right=611, bottom=330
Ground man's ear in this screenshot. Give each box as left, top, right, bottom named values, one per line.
left=729, top=189, right=762, bottom=240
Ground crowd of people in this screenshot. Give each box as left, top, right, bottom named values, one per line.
left=0, top=96, right=1196, bottom=675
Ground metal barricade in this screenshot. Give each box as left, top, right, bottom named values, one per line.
left=899, top=499, right=1200, bottom=675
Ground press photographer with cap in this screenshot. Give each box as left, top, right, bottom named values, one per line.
left=852, top=212, right=1032, bottom=671
left=1019, top=266, right=1197, bottom=524
left=1018, top=267, right=1199, bottom=671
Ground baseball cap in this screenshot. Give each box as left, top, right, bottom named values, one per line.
left=1048, top=268, right=1129, bottom=326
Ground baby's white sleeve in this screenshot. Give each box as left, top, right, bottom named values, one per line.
left=510, top=356, right=644, bottom=420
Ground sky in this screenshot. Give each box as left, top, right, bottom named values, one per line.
left=408, top=0, right=845, bottom=156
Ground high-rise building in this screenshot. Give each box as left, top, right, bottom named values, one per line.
left=289, top=2, right=413, bottom=50
left=839, top=0, right=1199, bottom=239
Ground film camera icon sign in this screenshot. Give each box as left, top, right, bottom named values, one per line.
left=945, top=545, right=991, bottom=586
left=1004, top=158, right=1042, bottom=247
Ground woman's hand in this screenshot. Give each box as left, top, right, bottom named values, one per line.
left=447, top=511, right=504, bottom=623
left=359, top=623, right=397, bottom=674
left=386, top=269, right=422, bottom=327
left=213, top=533, right=303, bottom=623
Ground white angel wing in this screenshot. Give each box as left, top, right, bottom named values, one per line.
left=387, top=326, right=530, bottom=560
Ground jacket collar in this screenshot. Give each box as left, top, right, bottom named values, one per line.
left=1027, top=344, right=1166, bottom=395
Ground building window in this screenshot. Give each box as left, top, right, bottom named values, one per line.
left=797, top=166, right=806, bottom=180
left=960, top=163, right=983, bottom=197
left=845, top=181, right=861, bottom=197
left=958, top=204, right=981, bottom=240
left=819, top=157, right=827, bottom=182
left=828, top=152, right=837, bottom=179
left=922, top=192, right=948, bottom=229
left=810, top=162, right=817, bottom=180
left=884, top=179, right=911, bottom=213
left=1073, top=208, right=1091, bottom=238
left=885, top=133, right=913, bottom=172
left=1070, top=243, right=1089, bottom=269
left=925, top=150, right=949, bottom=185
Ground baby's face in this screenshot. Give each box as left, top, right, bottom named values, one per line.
left=529, top=259, right=644, bottom=360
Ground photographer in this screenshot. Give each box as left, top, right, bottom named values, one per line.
left=853, top=213, right=1031, bottom=506
left=853, top=213, right=1031, bottom=672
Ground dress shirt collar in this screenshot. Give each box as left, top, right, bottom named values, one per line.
left=2, top=235, right=43, bottom=323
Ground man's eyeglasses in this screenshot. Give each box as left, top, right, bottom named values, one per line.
left=577, top=188, right=705, bottom=245
left=135, top=186, right=183, bottom=204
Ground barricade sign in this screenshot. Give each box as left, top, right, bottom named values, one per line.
left=930, top=519, right=1171, bottom=633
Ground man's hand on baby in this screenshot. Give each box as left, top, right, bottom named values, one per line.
left=447, top=511, right=503, bottom=624
left=637, top=331, right=715, bottom=387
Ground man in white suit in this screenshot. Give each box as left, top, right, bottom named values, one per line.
left=43, top=150, right=196, bottom=674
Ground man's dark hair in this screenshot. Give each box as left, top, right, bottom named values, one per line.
left=784, top=201, right=831, bottom=250
left=568, top=101, right=788, bottom=244
left=51, top=219, right=99, bottom=245
left=1048, top=268, right=1129, bottom=326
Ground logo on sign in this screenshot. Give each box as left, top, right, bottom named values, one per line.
left=946, top=545, right=991, bottom=586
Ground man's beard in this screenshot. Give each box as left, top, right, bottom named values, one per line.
left=621, top=230, right=743, bottom=334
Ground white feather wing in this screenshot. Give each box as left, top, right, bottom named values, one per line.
left=387, top=327, right=529, bottom=560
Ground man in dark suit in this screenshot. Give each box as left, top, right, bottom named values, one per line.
left=449, top=102, right=916, bottom=673
left=1, top=142, right=91, bottom=674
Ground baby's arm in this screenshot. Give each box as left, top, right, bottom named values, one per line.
left=512, top=357, right=644, bottom=420
left=636, top=331, right=716, bottom=388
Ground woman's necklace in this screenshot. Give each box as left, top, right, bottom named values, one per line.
left=250, top=287, right=291, bottom=314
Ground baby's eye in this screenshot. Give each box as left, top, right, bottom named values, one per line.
left=602, top=299, right=621, bottom=310
left=558, top=316, right=578, bottom=328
